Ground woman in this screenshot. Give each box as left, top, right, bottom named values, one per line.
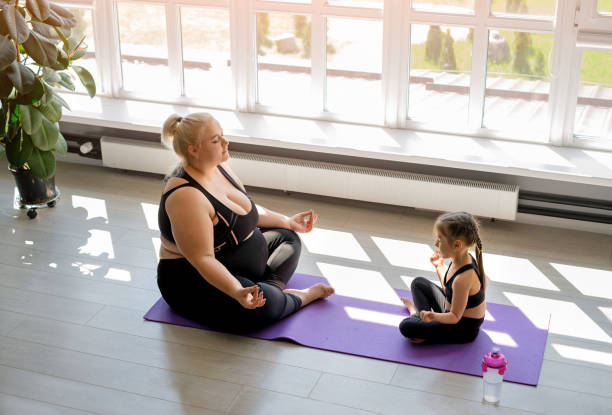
left=157, top=112, right=334, bottom=331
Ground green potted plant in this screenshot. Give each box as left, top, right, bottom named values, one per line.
left=0, top=0, right=96, bottom=218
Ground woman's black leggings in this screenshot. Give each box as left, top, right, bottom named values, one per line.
left=399, top=277, right=484, bottom=344
left=157, top=228, right=303, bottom=332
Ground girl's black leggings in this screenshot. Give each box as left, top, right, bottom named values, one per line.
left=399, top=277, right=484, bottom=344
left=157, top=228, right=303, bottom=332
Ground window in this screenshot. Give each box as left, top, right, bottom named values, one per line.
left=256, top=13, right=312, bottom=111
left=116, top=2, right=172, bottom=97
left=181, top=7, right=233, bottom=108
left=489, top=0, right=556, bottom=18
left=483, top=31, right=553, bottom=138
left=412, top=1, right=474, bottom=14
left=573, top=50, right=612, bottom=142
left=570, top=0, right=612, bottom=147
left=598, top=0, right=612, bottom=14
left=408, top=24, right=472, bottom=126
left=62, top=0, right=612, bottom=151
left=326, top=17, right=383, bottom=120
left=64, top=5, right=100, bottom=95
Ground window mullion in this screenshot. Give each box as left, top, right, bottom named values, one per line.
left=549, top=0, right=580, bottom=146
left=382, top=0, right=402, bottom=127
left=95, top=0, right=122, bottom=96
left=311, top=0, right=325, bottom=112
left=467, top=0, right=489, bottom=129
left=230, top=0, right=254, bottom=111
left=165, top=1, right=184, bottom=97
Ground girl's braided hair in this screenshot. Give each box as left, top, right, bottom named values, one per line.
left=436, top=212, right=486, bottom=290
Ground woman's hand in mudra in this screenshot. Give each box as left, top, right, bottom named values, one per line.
left=234, top=285, right=266, bottom=309
left=420, top=310, right=434, bottom=323
left=289, top=209, right=318, bottom=233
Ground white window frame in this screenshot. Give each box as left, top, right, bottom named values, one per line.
left=561, top=0, right=612, bottom=150
left=59, top=0, right=611, bottom=151
left=402, top=2, right=558, bottom=143
left=250, top=0, right=387, bottom=125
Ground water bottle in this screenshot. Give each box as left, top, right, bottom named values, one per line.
left=481, top=346, right=507, bottom=404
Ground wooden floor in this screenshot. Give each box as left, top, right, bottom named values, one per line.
left=1, top=161, right=611, bottom=415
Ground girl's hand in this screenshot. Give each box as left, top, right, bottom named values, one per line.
left=420, top=310, right=434, bottom=323
left=289, top=210, right=318, bottom=233
left=430, top=250, right=445, bottom=271
left=234, top=285, right=266, bottom=309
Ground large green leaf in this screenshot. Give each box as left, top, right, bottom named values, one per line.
left=22, top=30, right=57, bottom=67
left=38, top=84, right=68, bottom=116
left=27, top=147, right=55, bottom=179
left=54, top=131, right=67, bottom=154
left=1, top=4, right=30, bottom=43
left=31, top=21, right=69, bottom=40
left=50, top=47, right=69, bottom=70
left=14, top=75, right=44, bottom=104
left=6, top=129, right=33, bottom=167
left=6, top=61, right=35, bottom=93
left=30, top=117, right=58, bottom=150
left=52, top=92, right=70, bottom=110
left=44, top=4, right=76, bottom=28
left=0, top=35, right=16, bottom=70
left=0, top=71, right=12, bottom=97
left=19, top=104, right=43, bottom=135
left=72, top=65, right=95, bottom=98
left=59, top=72, right=74, bottom=91
left=26, top=0, right=51, bottom=22
left=38, top=96, right=61, bottom=122
left=42, top=67, right=60, bottom=84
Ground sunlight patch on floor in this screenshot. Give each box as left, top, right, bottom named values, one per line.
left=344, top=306, right=405, bottom=327
left=372, top=237, right=434, bottom=271
left=78, top=230, right=115, bottom=259
left=152, top=237, right=161, bottom=262
left=551, top=263, right=612, bottom=300
left=317, top=262, right=403, bottom=305
left=141, top=202, right=160, bottom=231
left=72, top=195, right=109, bottom=222
left=301, top=228, right=371, bottom=261
left=504, top=292, right=612, bottom=344
left=552, top=343, right=612, bottom=367
left=484, top=253, right=559, bottom=291
left=104, top=267, right=132, bottom=282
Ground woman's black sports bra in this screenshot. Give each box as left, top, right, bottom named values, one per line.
left=443, top=254, right=485, bottom=308
left=158, top=165, right=259, bottom=252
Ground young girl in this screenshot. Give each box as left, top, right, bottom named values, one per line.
left=399, top=212, right=486, bottom=344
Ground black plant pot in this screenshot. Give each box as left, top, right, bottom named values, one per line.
left=9, top=167, right=60, bottom=219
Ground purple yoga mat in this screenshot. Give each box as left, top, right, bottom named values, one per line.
left=144, top=273, right=549, bottom=386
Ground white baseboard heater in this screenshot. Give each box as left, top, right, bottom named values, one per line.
left=100, top=136, right=519, bottom=220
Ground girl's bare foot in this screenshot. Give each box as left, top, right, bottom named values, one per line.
left=284, top=283, right=335, bottom=308
left=400, top=297, right=418, bottom=315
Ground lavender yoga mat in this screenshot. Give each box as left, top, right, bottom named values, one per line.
left=144, top=273, right=549, bottom=386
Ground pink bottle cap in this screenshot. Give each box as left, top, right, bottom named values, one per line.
left=481, top=347, right=508, bottom=375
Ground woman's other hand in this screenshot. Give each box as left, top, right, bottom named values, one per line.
left=234, top=285, right=266, bottom=309
left=430, top=250, right=445, bottom=271
left=420, top=310, right=434, bottom=323
left=289, top=209, right=318, bottom=233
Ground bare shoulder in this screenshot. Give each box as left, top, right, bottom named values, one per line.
left=220, top=162, right=246, bottom=191
left=454, top=268, right=479, bottom=289
left=165, top=179, right=214, bottom=216
left=163, top=176, right=188, bottom=193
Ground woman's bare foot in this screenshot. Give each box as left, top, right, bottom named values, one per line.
left=284, top=283, right=335, bottom=308
left=400, top=297, right=418, bottom=315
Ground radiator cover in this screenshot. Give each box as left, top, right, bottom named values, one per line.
left=100, top=137, right=519, bottom=220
